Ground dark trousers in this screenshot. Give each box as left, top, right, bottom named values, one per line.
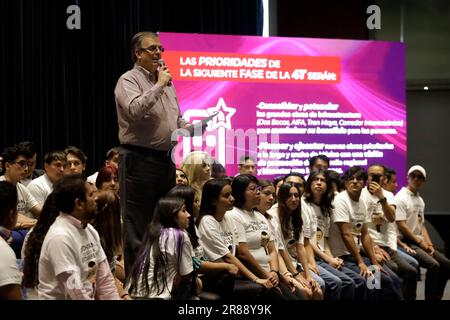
left=119, top=147, right=176, bottom=275
left=382, top=246, right=418, bottom=300
left=228, top=279, right=302, bottom=301
left=405, top=242, right=450, bottom=300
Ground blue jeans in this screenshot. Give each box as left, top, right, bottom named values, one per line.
left=11, top=229, right=28, bottom=259
left=397, top=247, right=420, bottom=269
left=310, top=264, right=341, bottom=300
left=317, top=259, right=366, bottom=300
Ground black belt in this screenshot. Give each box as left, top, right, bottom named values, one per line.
left=121, top=144, right=171, bottom=158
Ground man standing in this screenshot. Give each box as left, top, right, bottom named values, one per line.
left=38, top=174, right=119, bottom=300
left=115, top=31, right=197, bottom=273
left=395, top=165, right=450, bottom=300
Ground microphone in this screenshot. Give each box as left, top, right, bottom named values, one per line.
left=158, top=59, right=172, bottom=87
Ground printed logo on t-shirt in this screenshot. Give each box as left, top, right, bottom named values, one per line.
left=367, top=200, right=384, bottom=232
left=220, top=231, right=235, bottom=255
left=317, top=215, right=328, bottom=234
left=86, top=261, right=97, bottom=283
left=17, top=200, right=26, bottom=215
left=81, top=242, right=98, bottom=264
left=414, top=204, right=424, bottom=226
left=316, top=227, right=324, bottom=242
left=350, top=218, right=364, bottom=246
left=260, top=231, right=270, bottom=255
left=248, top=220, right=268, bottom=232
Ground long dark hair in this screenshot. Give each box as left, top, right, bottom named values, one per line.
left=166, top=185, right=199, bottom=248
left=22, top=193, right=59, bottom=288
left=92, top=191, right=122, bottom=264
left=303, top=170, right=334, bottom=217
left=277, top=182, right=302, bottom=241
left=127, top=197, right=195, bottom=298
left=231, top=174, right=258, bottom=209
left=197, top=178, right=231, bottom=227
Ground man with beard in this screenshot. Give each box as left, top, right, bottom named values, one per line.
left=37, top=174, right=119, bottom=300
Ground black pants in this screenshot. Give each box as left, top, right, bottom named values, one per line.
left=405, top=242, right=450, bottom=300
left=341, top=255, right=403, bottom=300
left=382, top=246, right=418, bottom=300
left=119, top=146, right=176, bottom=275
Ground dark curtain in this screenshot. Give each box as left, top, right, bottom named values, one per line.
left=0, top=0, right=263, bottom=172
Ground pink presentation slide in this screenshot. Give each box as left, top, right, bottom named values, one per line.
left=161, top=32, right=406, bottom=185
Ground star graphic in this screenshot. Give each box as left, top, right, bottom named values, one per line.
left=207, top=98, right=236, bottom=130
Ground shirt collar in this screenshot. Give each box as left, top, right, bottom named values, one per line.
left=60, top=212, right=87, bottom=229
left=134, top=63, right=157, bottom=82
left=405, top=186, right=419, bottom=197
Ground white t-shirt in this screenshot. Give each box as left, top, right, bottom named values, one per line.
left=134, top=229, right=194, bottom=299
left=192, top=225, right=206, bottom=260
left=0, top=236, right=22, bottom=288
left=87, top=172, right=98, bottom=186
left=198, top=214, right=239, bottom=262
left=0, top=176, right=38, bottom=218
left=302, top=199, right=330, bottom=252
left=228, top=207, right=272, bottom=271
left=328, top=191, right=370, bottom=257
left=394, top=187, right=425, bottom=241
left=361, top=187, right=397, bottom=250
left=27, top=173, right=53, bottom=207
left=38, top=213, right=107, bottom=300
left=267, top=206, right=304, bottom=265
left=262, top=211, right=284, bottom=251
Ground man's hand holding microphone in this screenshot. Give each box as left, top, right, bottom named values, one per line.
left=157, top=59, right=172, bottom=87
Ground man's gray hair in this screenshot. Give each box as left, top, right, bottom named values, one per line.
left=131, top=31, right=159, bottom=63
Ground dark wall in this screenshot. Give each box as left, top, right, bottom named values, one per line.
left=0, top=0, right=262, bottom=173
left=407, top=89, right=450, bottom=214
left=276, top=0, right=370, bottom=40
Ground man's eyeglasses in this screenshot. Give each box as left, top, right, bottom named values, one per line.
left=11, top=160, right=29, bottom=168
left=246, top=185, right=262, bottom=193
left=409, top=173, right=425, bottom=180
left=140, top=45, right=165, bottom=53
